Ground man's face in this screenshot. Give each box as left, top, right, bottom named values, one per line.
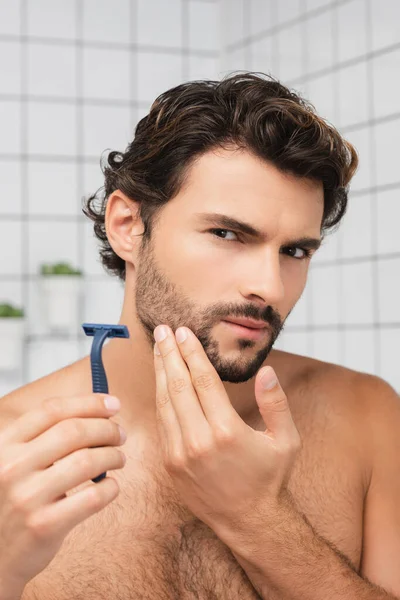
left=133, top=147, right=324, bottom=384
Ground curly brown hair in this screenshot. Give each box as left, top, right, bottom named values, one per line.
left=82, top=71, right=359, bottom=282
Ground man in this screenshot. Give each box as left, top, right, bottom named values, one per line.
left=1, top=73, right=399, bottom=600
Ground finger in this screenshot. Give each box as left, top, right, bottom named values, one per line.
left=0, top=394, right=120, bottom=445
left=153, top=342, right=184, bottom=457
left=18, top=446, right=126, bottom=509
left=256, top=367, right=300, bottom=444
left=154, top=326, right=212, bottom=443
left=8, top=417, right=125, bottom=479
left=173, top=326, right=237, bottom=429
left=28, top=477, right=120, bottom=540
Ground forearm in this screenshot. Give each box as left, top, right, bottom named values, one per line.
left=217, top=492, right=397, bottom=600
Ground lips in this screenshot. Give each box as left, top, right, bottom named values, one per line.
left=223, top=318, right=267, bottom=330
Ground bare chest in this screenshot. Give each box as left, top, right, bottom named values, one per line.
left=34, top=412, right=366, bottom=600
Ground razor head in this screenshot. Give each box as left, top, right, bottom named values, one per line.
left=82, top=322, right=130, bottom=339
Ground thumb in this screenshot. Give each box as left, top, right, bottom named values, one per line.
left=255, top=366, right=297, bottom=441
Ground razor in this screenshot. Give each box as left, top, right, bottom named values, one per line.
left=82, top=322, right=130, bottom=483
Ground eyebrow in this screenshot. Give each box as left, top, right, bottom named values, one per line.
left=194, top=212, right=322, bottom=251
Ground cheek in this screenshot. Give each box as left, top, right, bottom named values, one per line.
left=189, top=247, right=228, bottom=289
left=162, top=236, right=223, bottom=292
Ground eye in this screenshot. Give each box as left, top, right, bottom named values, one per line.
left=209, top=229, right=312, bottom=260
left=283, top=247, right=312, bottom=260
left=209, top=228, right=240, bottom=242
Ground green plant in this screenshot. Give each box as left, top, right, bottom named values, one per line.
left=40, top=262, right=83, bottom=276
left=0, top=303, right=24, bottom=318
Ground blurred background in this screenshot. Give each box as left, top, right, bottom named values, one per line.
left=0, top=0, right=399, bottom=396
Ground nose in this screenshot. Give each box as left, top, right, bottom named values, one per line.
left=240, top=250, right=285, bottom=306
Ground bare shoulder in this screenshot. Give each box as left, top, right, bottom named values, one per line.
left=0, top=355, right=91, bottom=424
left=272, top=348, right=398, bottom=483
left=295, top=351, right=398, bottom=417
left=271, top=347, right=393, bottom=408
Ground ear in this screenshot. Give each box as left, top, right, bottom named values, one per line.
left=105, top=190, right=143, bottom=263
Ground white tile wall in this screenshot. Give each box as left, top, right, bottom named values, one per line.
left=222, top=47, right=246, bottom=73
left=28, top=339, right=80, bottom=382
left=337, top=0, right=367, bottom=62
left=188, top=56, right=221, bottom=81
left=81, top=163, right=105, bottom=200
left=0, top=281, right=22, bottom=313
left=311, top=265, right=341, bottom=325
left=342, top=261, right=375, bottom=325
left=250, top=36, right=274, bottom=74
left=275, top=330, right=312, bottom=358
left=341, top=128, right=371, bottom=192
left=305, top=9, right=333, bottom=73
left=372, top=49, right=400, bottom=119
left=137, top=52, right=184, bottom=103
left=188, top=1, right=219, bottom=51
left=82, top=104, right=132, bottom=156
left=28, top=102, right=77, bottom=156
left=26, top=279, right=51, bottom=337
left=306, top=73, right=336, bottom=125
left=224, top=0, right=245, bottom=47
left=82, top=279, right=124, bottom=328
left=27, top=221, right=80, bottom=276
left=370, top=0, right=400, bottom=52
left=337, top=194, right=373, bottom=259
left=137, top=0, right=183, bottom=48
left=0, top=41, right=21, bottom=95
left=313, top=230, right=340, bottom=263
left=0, top=161, right=22, bottom=214
left=377, top=189, right=400, bottom=255
left=378, top=258, right=400, bottom=324
left=380, top=328, right=400, bottom=391
left=277, top=23, right=303, bottom=83
left=312, top=329, right=341, bottom=365
left=83, top=0, right=131, bottom=44
left=82, top=47, right=131, bottom=101
left=82, top=221, right=109, bottom=277
left=305, top=0, right=332, bottom=9
left=0, top=101, right=21, bottom=154
left=375, top=118, right=400, bottom=187
left=343, top=329, right=376, bottom=375
left=28, top=161, right=78, bottom=216
left=27, top=0, right=77, bottom=40
left=285, top=284, right=310, bottom=327
left=337, top=62, right=369, bottom=128
left=0, top=221, right=22, bottom=276
left=0, top=0, right=20, bottom=35
left=276, top=0, right=302, bottom=25
left=249, top=0, right=273, bottom=38
left=28, top=43, right=77, bottom=98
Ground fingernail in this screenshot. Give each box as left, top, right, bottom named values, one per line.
left=154, top=325, right=168, bottom=343
left=118, top=425, right=127, bottom=443
left=175, top=327, right=187, bottom=343
left=104, top=396, right=121, bottom=411
left=261, top=367, right=278, bottom=390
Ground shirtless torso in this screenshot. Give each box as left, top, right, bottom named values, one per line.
left=0, top=348, right=371, bottom=600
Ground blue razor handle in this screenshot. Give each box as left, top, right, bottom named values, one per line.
left=82, top=323, right=130, bottom=483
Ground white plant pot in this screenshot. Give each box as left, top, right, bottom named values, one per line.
left=41, top=275, right=83, bottom=334
left=0, top=317, right=25, bottom=371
